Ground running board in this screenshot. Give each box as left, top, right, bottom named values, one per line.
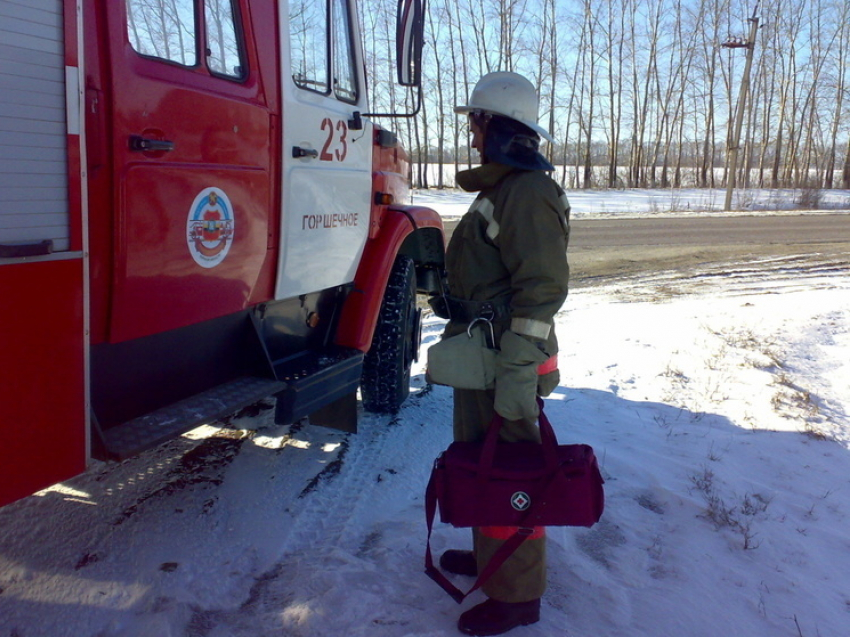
left=99, top=376, right=285, bottom=461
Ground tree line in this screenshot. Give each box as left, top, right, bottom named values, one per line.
left=361, top=0, right=850, bottom=191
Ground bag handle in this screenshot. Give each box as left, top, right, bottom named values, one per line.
left=478, top=399, right=559, bottom=480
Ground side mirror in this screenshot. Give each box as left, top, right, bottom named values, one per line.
left=396, top=0, right=424, bottom=87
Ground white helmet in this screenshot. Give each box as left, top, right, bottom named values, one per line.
left=455, top=72, right=553, bottom=143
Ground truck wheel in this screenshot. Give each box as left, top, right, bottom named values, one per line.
left=361, top=255, right=420, bottom=413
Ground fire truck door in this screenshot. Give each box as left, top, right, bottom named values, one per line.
left=276, top=0, right=373, bottom=300
left=103, top=1, right=272, bottom=343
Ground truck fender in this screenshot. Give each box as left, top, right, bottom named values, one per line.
left=335, top=205, right=444, bottom=352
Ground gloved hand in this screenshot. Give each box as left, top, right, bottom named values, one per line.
left=494, top=330, right=549, bottom=421
left=537, top=368, right=560, bottom=397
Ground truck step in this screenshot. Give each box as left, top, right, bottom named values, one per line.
left=99, top=376, right=285, bottom=460
left=273, top=347, right=364, bottom=430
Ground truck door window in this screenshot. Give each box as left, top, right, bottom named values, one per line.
left=126, top=0, right=245, bottom=80
left=289, top=0, right=359, bottom=103
left=331, top=0, right=358, bottom=102
left=127, top=0, right=198, bottom=66
left=205, top=0, right=245, bottom=78
left=290, top=0, right=330, bottom=93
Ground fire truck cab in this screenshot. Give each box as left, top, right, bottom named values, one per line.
left=0, top=0, right=443, bottom=507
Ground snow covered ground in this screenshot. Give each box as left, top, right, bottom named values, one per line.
left=1, top=190, right=849, bottom=637
left=412, top=186, right=850, bottom=219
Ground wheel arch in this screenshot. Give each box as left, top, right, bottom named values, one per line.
left=334, top=205, right=444, bottom=352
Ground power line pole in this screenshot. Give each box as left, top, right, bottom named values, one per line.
left=722, top=3, right=760, bottom=211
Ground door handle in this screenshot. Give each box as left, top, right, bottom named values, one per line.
left=129, top=135, right=175, bottom=152
left=292, top=146, right=318, bottom=159
left=0, top=240, right=53, bottom=258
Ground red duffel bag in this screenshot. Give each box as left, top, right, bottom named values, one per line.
left=425, top=400, right=604, bottom=602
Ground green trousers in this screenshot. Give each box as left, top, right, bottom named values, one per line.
left=453, top=388, right=547, bottom=603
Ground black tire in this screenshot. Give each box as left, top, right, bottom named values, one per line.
left=361, top=255, right=420, bottom=413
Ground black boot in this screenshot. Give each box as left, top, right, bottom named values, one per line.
left=458, top=597, right=540, bottom=636
left=440, top=549, right=478, bottom=577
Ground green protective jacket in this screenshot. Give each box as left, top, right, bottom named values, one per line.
left=445, top=162, right=570, bottom=352
left=444, top=163, right=570, bottom=420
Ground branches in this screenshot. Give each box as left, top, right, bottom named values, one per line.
left=357, top=0, right=850, bottom=190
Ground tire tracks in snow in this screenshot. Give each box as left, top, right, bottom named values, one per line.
left=599, top=254, right=850, bottom=301
left=189, top=384, right=455, bottom=636
left=277, top=411, right=417, bottom=556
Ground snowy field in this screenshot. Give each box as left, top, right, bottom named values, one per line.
left=1, top=190, right=849, bottom=637
left=411, top=186, right=850, bottom=219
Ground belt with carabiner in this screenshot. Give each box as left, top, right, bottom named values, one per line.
left=429, top=294, right=511, bottom=323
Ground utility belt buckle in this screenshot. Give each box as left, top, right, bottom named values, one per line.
left=476, top=302, right=497, bottom=322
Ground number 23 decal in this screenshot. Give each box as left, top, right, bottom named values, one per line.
left=320, top=118, right=348, bottom=162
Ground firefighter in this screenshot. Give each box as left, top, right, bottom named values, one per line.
left=433, top=71, right=570, bottom=635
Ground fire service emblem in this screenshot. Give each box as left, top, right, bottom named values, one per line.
left=511, top=491, right=531, bottom=511
left=187, top=187, right=235, bottom=268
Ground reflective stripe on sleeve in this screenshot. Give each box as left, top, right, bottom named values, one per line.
left=510, top=317, right=551, bottom=340
left=472, top=198, right=500, bottom=241
left=537, top=355, right=558, bottom=375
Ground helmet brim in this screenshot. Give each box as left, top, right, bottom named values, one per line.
left=455, top=104, right=554, bottom=144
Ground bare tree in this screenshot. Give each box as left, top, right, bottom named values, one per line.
left=426, top=3, right=448, bottom=187
left=601, top=0, right=626, bottom=188
left=578, top=0, right=599, bottom=188
left=353, top=0, right=849, bottom=193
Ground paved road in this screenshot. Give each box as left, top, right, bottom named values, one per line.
left=564, top=213, right=849, bottom=287
left=570, top=213, right=850, bottom=248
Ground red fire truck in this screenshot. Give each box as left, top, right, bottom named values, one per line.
left=0, top=0, right=443, bottom=507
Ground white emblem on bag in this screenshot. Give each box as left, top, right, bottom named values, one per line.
left=511, top=492, right=531, bottom=511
